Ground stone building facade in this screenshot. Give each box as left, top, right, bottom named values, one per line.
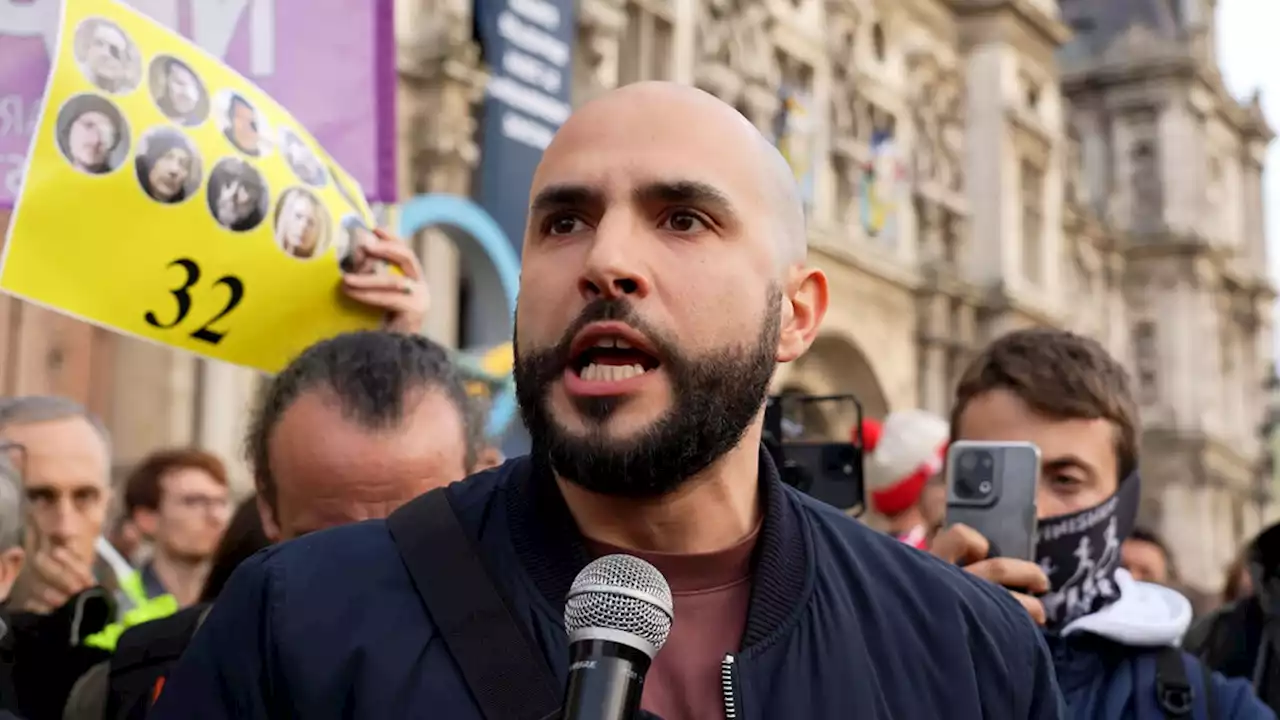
left=0, top=0, right=1271, bottom=595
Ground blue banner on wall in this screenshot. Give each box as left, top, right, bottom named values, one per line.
left=473, top=0, right=576, bottom=256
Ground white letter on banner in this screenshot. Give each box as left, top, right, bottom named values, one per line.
left=0, top=0, right=62, bottom=58
left=189, top=0, right=276, bottom=76
left=126, top=0, right=179, bottom=29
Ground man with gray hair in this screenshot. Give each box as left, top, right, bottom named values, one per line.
left=0, top=397, right=112, bottom=615
left=0, top=397, right=117, bottom=720
left=0, top=453, right=26, bottom=603
left=0, top=452, right=26, bottom=717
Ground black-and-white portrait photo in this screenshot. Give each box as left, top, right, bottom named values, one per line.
left=280, top=129, right=326, bottom=187
left=148, top=55, right=209, bottom=126
left=213, top=90, right=270, bottom=158
left=135, top=127, right=202, bottom=204
left=73, top=17, right=142, bottom=94
left=337, top=215, right=385, bottom=275
left=55, top=94, right=130, bottom=176
left=273, top=187, right=331, bottom=260
left=207, top=158, right=268, bottom=232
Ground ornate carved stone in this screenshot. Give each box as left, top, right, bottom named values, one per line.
left=904, top=47, right=965, bottom=195
left=398, top=3, right=488, bottom=194
left=825, top=0, right=863, bottom=143
left=697, top=0, right=781, bottom=94
left=576, top=0, right=628, bottom=97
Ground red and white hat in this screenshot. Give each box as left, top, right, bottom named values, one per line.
left=857, top=409, right=949, bottom=517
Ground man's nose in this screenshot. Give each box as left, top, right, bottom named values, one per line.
left=46, top=499, right=82, bottom=543
left=577, top=216, right=652, bottom=301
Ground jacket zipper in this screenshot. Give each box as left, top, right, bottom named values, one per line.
left=721, top=653, right=740, bottom=719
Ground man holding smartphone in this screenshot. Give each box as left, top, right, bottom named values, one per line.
left=932, top=328, right=1272, bottom=719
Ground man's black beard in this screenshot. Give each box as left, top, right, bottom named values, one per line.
left=513, top=289, right=781, bottom=499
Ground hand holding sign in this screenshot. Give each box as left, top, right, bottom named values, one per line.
left=1, top=0, right=387, bottom=373
left=339, top=228, right=431, bottom=335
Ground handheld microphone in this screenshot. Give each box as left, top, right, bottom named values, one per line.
left=561, top=554, right=674, bottom=720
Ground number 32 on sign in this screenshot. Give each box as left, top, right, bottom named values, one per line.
left=0, top=0, right=382, bottom=373
left=145, top=259, right=245, bottom=346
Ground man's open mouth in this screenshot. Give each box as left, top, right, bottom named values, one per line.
left=570, top=335, right=661, bottom=383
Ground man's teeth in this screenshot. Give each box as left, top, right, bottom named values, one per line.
left=593, top=337, right=633, bottom=349
left=580, top=363, right=647, bottom=382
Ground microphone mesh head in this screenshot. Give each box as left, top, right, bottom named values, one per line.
left=565, top=554, right=674, bottom=657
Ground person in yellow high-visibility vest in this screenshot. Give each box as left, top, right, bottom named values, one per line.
left=83, top=537, right=180, bottom=652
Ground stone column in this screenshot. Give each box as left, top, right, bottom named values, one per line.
left=399, top=0, right=490, bottom=346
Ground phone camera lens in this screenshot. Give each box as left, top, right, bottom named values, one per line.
left=954, top=450, right=996, bottom=501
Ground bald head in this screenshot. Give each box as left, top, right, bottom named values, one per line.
left=531, top=82, right=807, bottom=268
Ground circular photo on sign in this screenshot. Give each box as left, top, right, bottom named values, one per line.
left=135, top=127, right=202, bottom=204
left=73, top=17, right=142, bottom=95
left=55, top=93, right=130, bottom=176
left=273, top=187, right=331, bottom=259
left=207, top=157, right=268, bottom=232
left=279, top=128, right=326, bottom=188
left=213, top=90, right=271, bottom=158
left=328, top=165, right=367, bottom=218
left=337, top=214, right=385, bottom=275
left=148, top=55, right=209, bottom=127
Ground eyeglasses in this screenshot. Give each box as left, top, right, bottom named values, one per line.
left=172, top=494, right=230, bottom=514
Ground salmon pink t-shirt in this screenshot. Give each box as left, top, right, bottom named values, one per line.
left=586, top=524, right=761, bottom=720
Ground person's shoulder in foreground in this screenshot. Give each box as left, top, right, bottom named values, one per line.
left=147, top=464, right=513, bottom=720
left=792, top=488, right=1064, bottom=718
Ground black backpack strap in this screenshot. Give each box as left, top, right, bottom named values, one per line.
left=385, top=488, right=561, bottom=720
left=1200, top=659, right=1218, bottom=720
left=1155, top=646, right=1194, bottom=717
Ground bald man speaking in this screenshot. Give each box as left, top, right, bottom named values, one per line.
left=152, top=83, right=1061, bottom=720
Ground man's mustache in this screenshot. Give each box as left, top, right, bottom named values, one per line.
left=543, top=299, right=673, bottom=368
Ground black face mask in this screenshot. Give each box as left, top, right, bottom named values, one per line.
left=1033, top=471, right=1141, bottom=631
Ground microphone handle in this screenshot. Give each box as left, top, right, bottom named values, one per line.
left=561, top=638, right=653, bottom=720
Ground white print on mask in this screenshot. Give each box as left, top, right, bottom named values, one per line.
left=1041, top=517, right=1121, bottom=625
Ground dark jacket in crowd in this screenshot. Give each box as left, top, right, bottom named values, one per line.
left=1032, top=563, right=1272, bottom=720
left=151, top=450, right=1062, bottom=719
left=0, top=610, right=19, bottom=719
left=4, top=589, right=112, bottom=720
left=1186, top=522, right=1280, bottom=714
left=1050, top=633, right=1272, bottom=719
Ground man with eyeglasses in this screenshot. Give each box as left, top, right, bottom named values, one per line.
left=81, top=20, right=133, bottom=93
left=121, top=450, right=232, bottom=609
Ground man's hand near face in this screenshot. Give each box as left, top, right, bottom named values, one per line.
left=930, top=523, right=1050, bottom=626
left=8, top=527, right=97, bottom=615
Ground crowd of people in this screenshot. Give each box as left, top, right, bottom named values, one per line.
left=0, top=81, right=1278, bottom=719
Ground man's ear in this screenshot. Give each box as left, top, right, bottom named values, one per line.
left=776, top=266, right=829, bottom=363
left=0, top=547, right=25, bottom=603
left=255, top=494, right=282, bottom=544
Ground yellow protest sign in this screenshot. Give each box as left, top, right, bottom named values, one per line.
left=0, top=0, right=384, bottom=373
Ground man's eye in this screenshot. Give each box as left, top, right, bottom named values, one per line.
left=547, top=216, right=584, bottom=235
left=1049, top=474, right=1083, bottom=489
left=661, top=211, right=708, bottom=233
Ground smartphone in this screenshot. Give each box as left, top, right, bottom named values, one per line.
left=762, top=394, right=865, bottom=513
left=944, top=440, right=1040, bottom=561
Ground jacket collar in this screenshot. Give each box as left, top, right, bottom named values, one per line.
left=505, top=444, right=810, bottom=649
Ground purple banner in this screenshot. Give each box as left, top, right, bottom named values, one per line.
left=0, top=0, right=397, bottom=208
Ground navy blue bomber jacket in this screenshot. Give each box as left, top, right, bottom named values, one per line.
left=151, top=449, right=1063, bottom=719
